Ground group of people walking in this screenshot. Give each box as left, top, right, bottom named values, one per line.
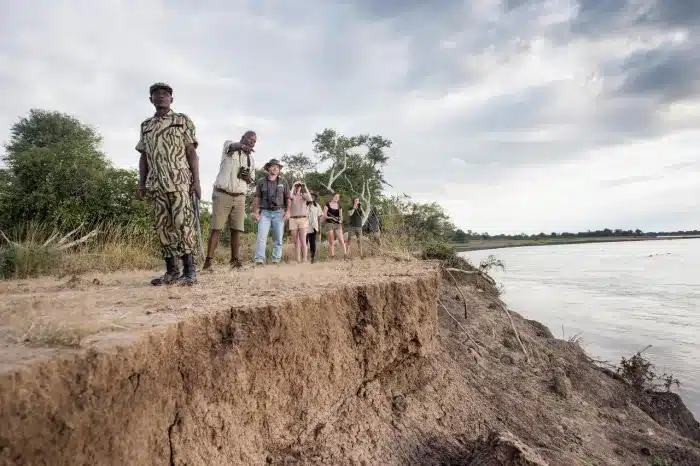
left=135, top=82, right=377, bottom=287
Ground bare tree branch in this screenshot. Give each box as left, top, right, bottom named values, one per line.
left=321, top=152, right=348, bottom=193
left=343, top=175, right=358, bottom=196
left=56, top=229, right=99, bottom=250
left=360, top=178, right=372, bottom=226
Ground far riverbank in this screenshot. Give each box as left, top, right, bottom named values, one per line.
left=453, top=234, right=700, bottom=252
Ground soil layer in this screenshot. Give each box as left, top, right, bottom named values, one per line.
left=0, top=258, right=698, bottom=465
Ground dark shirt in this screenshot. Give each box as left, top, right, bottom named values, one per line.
left=348, top=205, right=364, bottom=228
left=325, top=202, right=341, bottom=224
left=255, top=176, right=290, bottom=210
left=365, top=208, right=381, bottom=233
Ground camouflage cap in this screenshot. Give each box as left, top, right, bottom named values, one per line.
left=149, top=82, right=173, bottom=96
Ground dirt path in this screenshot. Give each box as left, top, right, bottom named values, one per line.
left=0, top=258, right=424, bottom=373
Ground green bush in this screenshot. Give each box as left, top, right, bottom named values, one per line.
left=421, top=241, right=473, bottom=270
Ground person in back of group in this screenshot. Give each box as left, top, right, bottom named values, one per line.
left=251, top=159, right=291, bottom=265
left=203, top=131, right=256, bottom=271
left=365, top=205, right=383, bottom=246
left=289, top=181, right=312, bottom=262
left=135, top=82, right=201, bottom=286
left=306, top=192, right=323, bottom=263
left=346, top=196, right=364, bottom=258
left=322, top=192, right=347, bottom=259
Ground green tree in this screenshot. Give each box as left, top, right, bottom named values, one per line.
left=389, top=194, right=455, bottom=239
left=0, top=109, right=150, bottom=229
left=280, top=152, right=317, bottom=184
left=453, top=228, right=468, bottom=243
left=310, top=128, right=392, bottom=224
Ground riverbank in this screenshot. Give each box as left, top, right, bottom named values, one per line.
left=1, top=257, right=698, bottom=464
left=453, top=235, right=700, bottom=252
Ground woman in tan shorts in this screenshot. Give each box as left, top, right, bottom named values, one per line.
left=289, top=180, right=312, bottom=262
left=322, top=192, right=347, bottom=259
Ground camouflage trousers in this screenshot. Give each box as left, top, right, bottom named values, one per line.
left=150, top=191, right=196, bottom=259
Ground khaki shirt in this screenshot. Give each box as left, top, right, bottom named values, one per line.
left=213, top=140, right=255, bottom=195
left=135, top=110, right=198, bottom=193
left=289, top=191, right=312, bottom=217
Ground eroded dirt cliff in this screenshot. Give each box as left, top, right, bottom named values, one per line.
left=1, top=258, right=699, bottom=466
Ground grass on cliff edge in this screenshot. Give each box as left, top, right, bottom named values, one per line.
left=0, top=221, right=479, bottom=279
left=0, top=221, right=161, bottom=279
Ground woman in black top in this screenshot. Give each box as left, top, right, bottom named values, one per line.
left=322, top=192, right=347, bottom=258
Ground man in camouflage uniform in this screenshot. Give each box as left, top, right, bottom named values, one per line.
left=136, top=82, right=201, bottom=286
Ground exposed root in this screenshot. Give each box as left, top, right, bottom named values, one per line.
left=443, top=267, right=470, bottom=319
left=438, top=298, right=482, bottom=352
left=498, top=302, right=530, bottom=363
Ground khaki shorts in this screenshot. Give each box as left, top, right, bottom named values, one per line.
left=211, top=189, right=246, bottom=231
left=289, top=216, right=308, bottom=231
left=325, top=222, right=342, bottom=232
left=346, top=226, right=362, bottom=239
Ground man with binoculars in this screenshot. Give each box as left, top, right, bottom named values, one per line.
left=202, top=130, right=257, bottom=271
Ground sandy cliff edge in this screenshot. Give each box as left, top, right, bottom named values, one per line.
left=1, top=257, right=699, bottom=466
left=0, top=259, right=438, bottom=465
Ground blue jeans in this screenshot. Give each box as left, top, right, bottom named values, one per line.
left=254, top=210, right=285, bottom=263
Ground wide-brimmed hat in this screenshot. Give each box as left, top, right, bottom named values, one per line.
left=263, top=158, right=283, bottom=171
left=149, top=82, right=173, bottom=96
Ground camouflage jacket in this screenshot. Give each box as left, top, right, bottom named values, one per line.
left=135, top=110, right=198, bottom=193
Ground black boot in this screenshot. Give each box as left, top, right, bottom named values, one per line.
left=151, top=256, right=181, bottom=286
left=178, top=253, right=197, bottom=286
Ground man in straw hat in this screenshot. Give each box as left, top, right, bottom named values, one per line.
left=251, top=158, right=291, bottom=265
left=135, top=82, right=201, bottom=286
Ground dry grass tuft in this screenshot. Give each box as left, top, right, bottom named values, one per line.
left=0, top=221, right=160, bottom=279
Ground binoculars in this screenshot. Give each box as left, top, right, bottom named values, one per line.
left=238, top=166, right=251, bottom=180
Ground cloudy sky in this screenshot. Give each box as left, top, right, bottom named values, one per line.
left=1, top=0, right=699, bottom=234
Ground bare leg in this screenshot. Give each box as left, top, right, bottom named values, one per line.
left=290, top=229, right=300, bottom=262
left=203, top=229, right=220, bottom=269
left=328, top=230, right=335, bottom=257
left=299, top=227, right=308, bottom=261
left=206, top=229, right=220, bottom=258
left=337, top=229, right=347, bottom=256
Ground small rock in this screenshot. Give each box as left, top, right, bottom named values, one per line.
left=469, top=347, right=484, bottom=367
left=640, top=447, right=652, bottom=456
left=469, top=430, right=548, bottom=465
left=392, top=395, right=407, bottom=414
left=500, top=354, right=515, bottom=365
left=551, top=368, right=572, bottom=399
left=502, top=337, right=518, bottom=350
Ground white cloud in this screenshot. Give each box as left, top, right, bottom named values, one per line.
left=441, top=130, right=700, bottom=233
left=0, top=0, right=699, bottom=234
